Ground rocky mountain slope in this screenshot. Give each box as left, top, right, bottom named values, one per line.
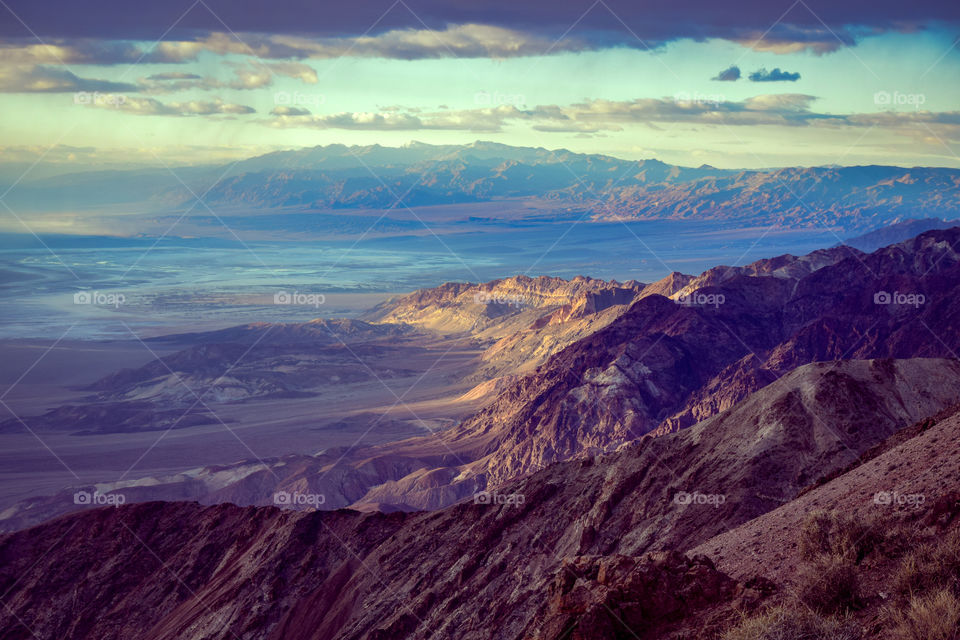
left=434, top=228, right=960, bottom=492
left=364, top=274, right=649, bottom=379
left=2, top=357, right=959, bottom=639
left=588, top=164, right=960, bottom=230
left=692, top=399, right=960, bottom=584
left=843, top=216, right=958, bottom=252
left=4, top=228, right=959, bottom=529
left=338, top=228, right=959, bottom=510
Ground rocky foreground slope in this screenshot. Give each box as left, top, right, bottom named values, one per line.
left=2, top=357, right=959, bottom=640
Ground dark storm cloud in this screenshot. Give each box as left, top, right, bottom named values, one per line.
left=0, top=0, right=956, bottom=56
left=712, top=65, right=741, bottom=81
left=749, top=67, right=802, bottom=82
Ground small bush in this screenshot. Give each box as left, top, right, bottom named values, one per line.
left=799, top=511, right=879, bottom=563
left=887, top=589, right=960, bottom=640
left=894, top=528, right=960, bottom=597
left=796, top=553, right=860, bottom=614
left=723, top=606, right=861, bottom=640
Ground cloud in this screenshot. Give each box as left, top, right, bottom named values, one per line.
left=146, top=72, right=202, bottom=81
left=270, top=105, right=523, bottom=131
left=263, top=93, right=960, bottom=138
left=266, top=94, right=830, bottom=133
left=0, top=39, right=144, bottom=65
left=87, top=96, right=256, bottom=116
left=140, top=62, right=318, bottom=94
left=266, top=62, right=318, bottom=84
left=0, top=25, right=590, bottom=66
left=2, top=0, right=955, bottom=58
left=712, top=65, right=741, bottom=81
left=0, top=65, right=137, bottom=93
left=271, top=106, right=311, bottom=116
left=195, top=24, right=593, bottom=60
left=742, top=93, right=815, bottom=111
left=730, top=23, right=854, bottom=55
left=748, top=67, right=801, bottom=82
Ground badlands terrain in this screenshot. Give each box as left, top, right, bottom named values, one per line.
left=1, top=228, right=960, bottom=639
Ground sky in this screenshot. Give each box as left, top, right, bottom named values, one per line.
left=0, top=0, right=959, bottom=171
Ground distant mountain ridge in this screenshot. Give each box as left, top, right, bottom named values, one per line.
left=7, top=141, right=959, bottom=234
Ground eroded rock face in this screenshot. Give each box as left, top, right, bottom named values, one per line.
left=534, top=552, right=737, bottom=640
left=428, top=229, right=960, bottom=498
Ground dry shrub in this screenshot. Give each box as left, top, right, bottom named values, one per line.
left=893, top=528, right=960, bottom=597
left=722, top=606, right=860, bottom=640
left=796, top=553, right=860, bottom=614
left=799, top=510, right=879, bottom=563
left=887, top=589, right=960, bottom=640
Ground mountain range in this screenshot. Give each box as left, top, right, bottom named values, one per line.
left=5, top=141, right=959, bottom=235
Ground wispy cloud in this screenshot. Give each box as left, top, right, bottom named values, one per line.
left=265, top=94, right=960, bottom=142
left=139, top=62, right=318, bottom=94
left=87, top=96, right=256, bottom=117
left=0, top=65, right=137, bottom=93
